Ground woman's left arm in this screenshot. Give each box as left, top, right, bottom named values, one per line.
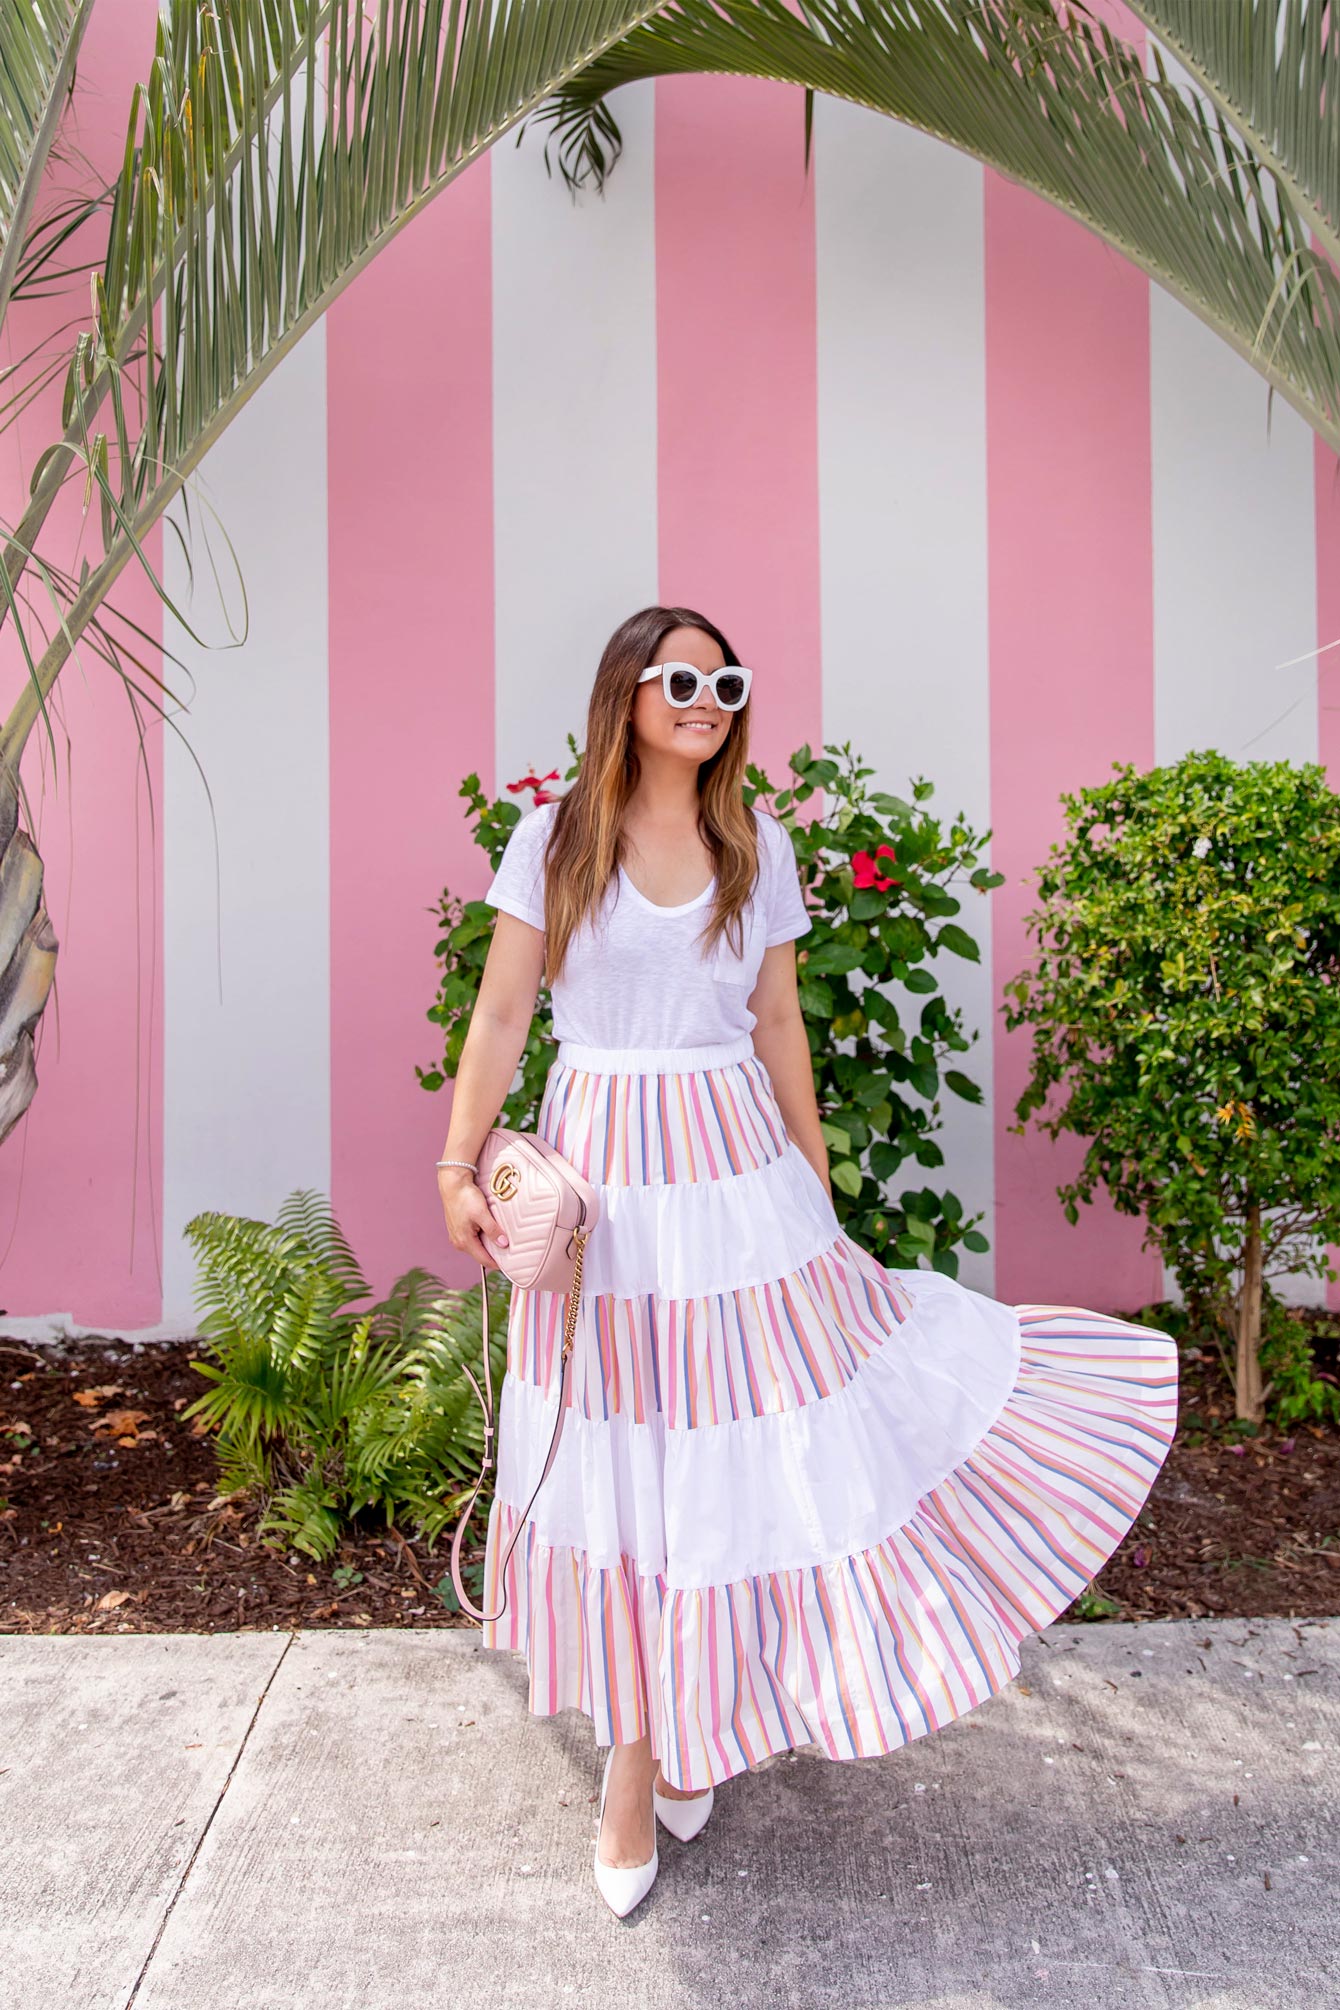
left=748, top=944, right=831, bottom=1199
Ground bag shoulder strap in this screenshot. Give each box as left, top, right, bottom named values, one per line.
left=447, top=1238, right=585, bottom=1625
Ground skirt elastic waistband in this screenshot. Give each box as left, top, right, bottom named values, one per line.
left=554, top=1034, right=757, bottom=1075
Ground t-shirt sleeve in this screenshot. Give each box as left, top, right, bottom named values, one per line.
left=761, top=812, right=812, bottom=946
left=483, top=807, right=549, bottom=931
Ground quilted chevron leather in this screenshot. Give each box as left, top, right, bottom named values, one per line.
left=476, top=1128, right=601, bottom=1291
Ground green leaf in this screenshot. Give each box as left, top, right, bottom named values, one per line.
left=882, top=916, right=928, bottom=960
left=936, top=923, right=980, bottom=961
left=907, top=1062, right=939, bottom=1100
left=805, top=941, right=867, bottom=976
left=831, top=1159, right=864, bottom=1198
left=898, top=1215, right=937, bottom=1254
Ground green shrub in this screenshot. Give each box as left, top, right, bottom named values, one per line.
left=420, top=739, right=1002, bottom=1276
left=417, top=759, right=566, bottom=1127
left=1257, top=1296, right=1340, bottom=1430
left=182, top=1190, right=509, bottom=1561
left=1003, top=749, right=1340, bottom=1422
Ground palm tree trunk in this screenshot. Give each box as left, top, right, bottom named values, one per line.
left=1235, top=1201, right=1265, bottom=1424
left=0, top=771, right=57, bottom=1143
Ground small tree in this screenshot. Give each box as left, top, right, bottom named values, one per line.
left=422, top=740, right=1003, bottom=1278
left=1003, top=749, right=1340, bottom=1421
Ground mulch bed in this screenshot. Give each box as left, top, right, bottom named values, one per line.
left=1, top=1329, right=1337, bottom=1636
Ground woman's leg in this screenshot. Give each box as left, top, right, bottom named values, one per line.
left=598, top=1733, right=658, bottom=1867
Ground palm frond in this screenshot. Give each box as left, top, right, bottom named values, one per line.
left=0, top=0, right=670, bottom=780
left=257, top=1468, right=344, bottom=1559
left=183, top=1205, right=305, bottom=1352
left=268, top=1264, right=349, bottom=1378
left=212, top=1431, right=273, bottom=1495
left=1119, top=0, right=1338, bottom=271
left=527, top=0, right=1340, bottom=452
left=297, top=1315, right=407, bottom=1435
left=183, top=1342, right=292, bottom=1444
left=0, top=0, right=95, bottom=323
left=408, top=1271, right=512, bottom=1484
left=273, top=1186, right=372, bottom=1304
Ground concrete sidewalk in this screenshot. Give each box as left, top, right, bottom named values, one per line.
left=1, top=1615, right=1336, bottom=2010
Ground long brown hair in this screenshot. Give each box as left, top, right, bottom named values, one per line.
left=537, top=605, right=759, bottom=986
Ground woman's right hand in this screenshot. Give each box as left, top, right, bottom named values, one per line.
left=438, top=1167, right=510, bottom=1272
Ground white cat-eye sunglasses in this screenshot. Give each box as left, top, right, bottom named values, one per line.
left=637, top=661, right=753, bottom=711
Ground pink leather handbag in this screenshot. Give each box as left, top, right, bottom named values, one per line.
left=446, top=1126, right=600, bottom=1624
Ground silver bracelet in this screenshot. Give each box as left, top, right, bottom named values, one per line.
left=436, top=1157, right=477, bottom=1172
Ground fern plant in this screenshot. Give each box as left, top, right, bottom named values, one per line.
left=182, top=1189, right=510, bottom=1561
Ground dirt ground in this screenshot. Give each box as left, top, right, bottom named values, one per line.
left=1, top=1328, right=1337, bottom=1635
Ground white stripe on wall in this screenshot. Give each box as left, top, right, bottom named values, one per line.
left=491, top=81, right=660, bottom=793
left=160, top=327, right=332, bottom=1334
left=814, top=100, right=995, bottom=1291
left=1148, top=50, right=1321, bottom=1308
left=1150, top=287, right=1319, bottom=768
left=1148, top=267, right=1322, bottom=1303
left=1149, top=293, right=1320, bottom=1305
left=1150, top=51, right=1318, bottom=771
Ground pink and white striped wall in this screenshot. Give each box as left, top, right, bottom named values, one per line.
left=3, top=4, right=1336, bottom=1337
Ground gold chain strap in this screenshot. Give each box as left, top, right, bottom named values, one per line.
left=562, top=1225, right=589, bottom=1360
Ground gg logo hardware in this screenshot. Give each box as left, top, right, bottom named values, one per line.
left=490, top=1160, right=520, bottom=1202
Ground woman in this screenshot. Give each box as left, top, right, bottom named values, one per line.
left=437, top=604, right=1179, bottom=1918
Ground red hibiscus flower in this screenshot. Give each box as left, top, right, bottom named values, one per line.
left=852, top=844, right=900, bottom=891
left=507, top=768, right=561, bottom=804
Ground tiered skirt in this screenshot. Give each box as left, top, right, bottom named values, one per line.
left=479, top=1034, right=1179, bottom=1791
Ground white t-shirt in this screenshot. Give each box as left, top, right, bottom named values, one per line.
left=483, top=800, right=812, bottom=1050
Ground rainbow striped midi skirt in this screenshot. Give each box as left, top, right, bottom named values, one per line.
left=479, top=1033, right=1179, bottom=1792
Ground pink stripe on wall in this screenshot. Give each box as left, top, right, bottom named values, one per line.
left=986, top=4, right=1163, bottom=1313
left=327, top=161, right=495, bottom=1299
left=0, top=0, right=165, bottom=1324
left=654, top=70, right=821, bottom=781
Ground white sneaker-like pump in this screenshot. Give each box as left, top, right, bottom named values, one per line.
left=593, top=1747, right=659, bottom=1917
left=652, top=1773, right=715, bottom=1843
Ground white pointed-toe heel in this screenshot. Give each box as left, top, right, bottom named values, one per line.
left=593, top=1747, right=658, bottom=1918
left=653, top=1773, right=715, bottom=1843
